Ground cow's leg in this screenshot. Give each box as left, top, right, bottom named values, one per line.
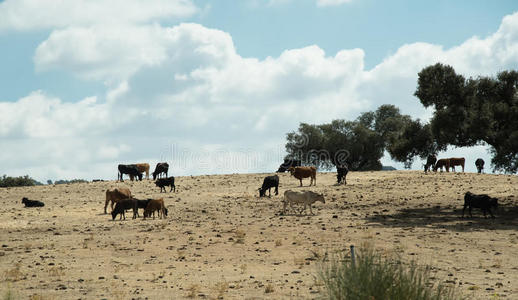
left=309, top=204, right=314, bottom=215
left=299, top=179, right=303, bottom=186
left=283, top=200, right=287, bottom=214
left=313, top=176, right=316, bottom=186
left=469, top=206, right=473, bottom=218
left=104, top=199, right=110, bottom=214
left=462, top=205, right=467, bottom=217
left=275, top=185, right=278, bottom=195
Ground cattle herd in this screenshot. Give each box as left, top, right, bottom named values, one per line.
left=20, top=157, right=499, bottom=219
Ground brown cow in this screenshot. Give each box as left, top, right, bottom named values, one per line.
left=448, top=157, right=465, bottom=172
left=143, top=198, right=167, bottom=219
left=130, top=163, right=150, bottom=180
left=288, top=166, right=317, bottom=186
left=104, top=188, right=131, bottom=214
left=433, top=159, right=450, bottom=172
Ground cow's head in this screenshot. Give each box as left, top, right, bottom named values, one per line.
left=287, top=167, right=295, bottom=175
left=258, top=188, right=265, bottom=197
left=21, top=197, right=28, bottom=204
left=111, top=210, right=117, bottom=220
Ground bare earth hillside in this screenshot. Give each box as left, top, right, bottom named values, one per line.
left=1, top=171, right=517, bottom=299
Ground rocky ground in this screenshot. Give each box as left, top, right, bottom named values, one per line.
left=1, top=170, right=517, bottom=299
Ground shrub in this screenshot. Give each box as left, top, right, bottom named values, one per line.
left=318, top=246, right=460, bottom=300
left=0, top=175, right=42, bottom=187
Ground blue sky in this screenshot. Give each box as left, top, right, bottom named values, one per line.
left=0, top=0, right=517, bottom=181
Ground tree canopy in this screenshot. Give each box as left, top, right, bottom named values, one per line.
left=285, top=105, right=417, bottom=171
left=415, top=63, right=518, bottom=173
left=285, top=63, right=518, bottom=173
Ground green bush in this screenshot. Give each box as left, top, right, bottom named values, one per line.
left=0, top=175, right=42, bottom=187
left=54, top=179, right=88, bottom=185
left=318, top=246, right=460, bottom=300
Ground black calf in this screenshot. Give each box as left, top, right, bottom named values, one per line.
left=21, top=197, right=45, bottom=207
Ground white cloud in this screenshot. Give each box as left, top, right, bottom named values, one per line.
left=0, top=0, right=197, bottom=31
left=2, top=12, right=518, bottom=180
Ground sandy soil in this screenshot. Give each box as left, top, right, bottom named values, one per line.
left=1, top=170, right=518, bottom=299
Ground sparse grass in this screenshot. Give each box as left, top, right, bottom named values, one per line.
left=186, top=284, right=200, bottom=298
left=212, top=281, right=229, bottom=299
left=318, top=246, right=461, bottom=300
left=2, top=284, right=16, bottom=300
left=264, top=283, right=274, bottom=294
left=4, top=263, right=23, bottom=282
left=274, top=239, right=282, bottom=247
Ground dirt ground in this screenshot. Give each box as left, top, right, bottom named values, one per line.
left=1, top=170, right=517, bottom=299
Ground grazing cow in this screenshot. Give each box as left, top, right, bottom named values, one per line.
left=111, top=198, right=138, bottom=220
left=152, top=162, right=169, bottom=180
left=134, top=163, right=150, bottom=180
left=104, top=188, right=132, bottom=214
left=143, top=198, right=167, bottom=219
left=433, top=159, right=450, bottom=172
left=282, top=190, right=325, bottom=215
left=462, top=192, right=498, bottom=218
left=155, top=176, right=176, bottom=193
left=336, top=164, right=349, bottom=185
left=288, top=166, right=317, bottom=186
left=475, top=158, right=485, bottom=174
left=449, top=157, right=465, bottom=172
left=21, top=197, right=45, bottom=207
left=276, top=159, right=301, bottom=173
left=258, top=175, right=279, bottom=197
left=424, top=155, right=437, bottom=173
left=118, top=164, right=142, bottom=182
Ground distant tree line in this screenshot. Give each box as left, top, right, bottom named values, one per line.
left=285, top=63, right=518, bottom=173
left=0, top=175, right=42, bottom=187
left=47, top=179, right=88, bottom=185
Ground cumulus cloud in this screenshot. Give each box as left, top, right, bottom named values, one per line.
left=2, top=11, right=518, bottom=180
left=0, top=0, right=197, bottom=31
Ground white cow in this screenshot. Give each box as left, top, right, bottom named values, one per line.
left=283, top=190, right=325, bottom=215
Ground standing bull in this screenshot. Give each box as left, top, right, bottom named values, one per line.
left=288, top=166, right=317, bottom=186
left=475, top=158, right=485, bottom=174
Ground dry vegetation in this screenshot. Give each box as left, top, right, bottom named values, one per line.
left=1, top=171, right=517, bottom=299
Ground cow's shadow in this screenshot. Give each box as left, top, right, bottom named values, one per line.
left=364, top=203, right=518, bottom=232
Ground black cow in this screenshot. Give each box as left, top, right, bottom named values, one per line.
left=462, top=192, right=498, bottom=218
left=336, top=164, right=349, bottom=185
left=259, top=175, right=279, bottom=197
left=276, top=159, right=301, bottom=173
left=475, top=158, right=485, bottom=174
left=155, top=176, right=175, bottom=193
left=21, top=197, right=44, bottom=207
left=118, top=164, right=143, bottom=182
left=152, top=162, right=169, bottom=180
left=111, top=198, right=138, bottom=220
left=424, top=155, right=437, bottom=173
left=133, top=198, right=152, bottom=218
